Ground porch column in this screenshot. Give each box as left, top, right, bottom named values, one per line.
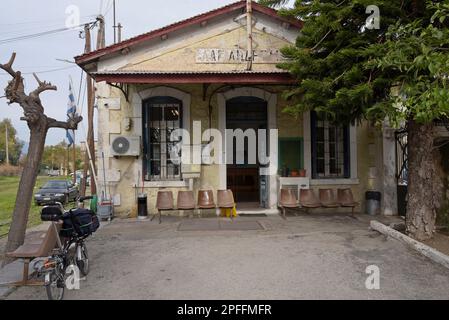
left=382, top=120, right=398, bottom=216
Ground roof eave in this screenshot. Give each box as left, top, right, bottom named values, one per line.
left=93, top=72, right=297, bottom=85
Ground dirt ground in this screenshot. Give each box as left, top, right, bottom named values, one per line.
left=422, top=230, right=449, bottom=256
left=3, top=213, right=449, bottom=300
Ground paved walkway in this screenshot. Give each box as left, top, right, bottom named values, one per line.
left=2, top=213, right=449, bottom=300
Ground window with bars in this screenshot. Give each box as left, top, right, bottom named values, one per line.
left=143, top=96, right=182, bottom=181
left=311, top=112, right=350, bottom=179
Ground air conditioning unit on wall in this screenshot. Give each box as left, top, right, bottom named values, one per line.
left=110, top=135, right=141, bottom=157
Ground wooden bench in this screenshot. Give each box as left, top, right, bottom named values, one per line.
left=0, top=222, right=62, bottom=287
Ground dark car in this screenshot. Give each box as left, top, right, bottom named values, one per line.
left=34, top=180, right=79, bottom=206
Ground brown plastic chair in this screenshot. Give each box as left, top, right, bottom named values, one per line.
left=299, top=189, right=322, bottom=212
left=197, top=190, right=216, bottom=218
left=177, top=190, right=196, bottom=217
left=217, top=190, right=236, bottom=219
left=319, top=189, right=339, bottom=208
left=2, top=222, right=62, bottom=287
left=278, top=188, right=299, bottom=219
left=217, top=190, right=235, bottom=208
left=197, top=190, right=216, bottom=208
left=337, top=188, right=359, bottom=214
left=151, top=190, right=174, bottom=224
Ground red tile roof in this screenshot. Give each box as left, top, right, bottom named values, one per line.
left=75, top=1, right=302, bottom=65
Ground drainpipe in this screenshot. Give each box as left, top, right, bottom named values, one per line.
left=246, top=0, right=253, bottom=71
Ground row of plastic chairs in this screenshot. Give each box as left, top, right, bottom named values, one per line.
left=279, top=188, right=359, bottom=219
left=151, top=189, right=235, bottom=223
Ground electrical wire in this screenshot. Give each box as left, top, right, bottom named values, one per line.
left=0, top=20, right=96, bottom=45
left=104, top=0, right=114, bottom=17
left=77, top=69, right=84, bottom=107
left=0, top=65, right=77, bottom=76
left=0, top=15, right=97, bottom=27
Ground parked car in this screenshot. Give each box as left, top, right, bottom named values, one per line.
left=47, top=170, right=60, bottom=176
left=34, top=180, right=79, bottom=206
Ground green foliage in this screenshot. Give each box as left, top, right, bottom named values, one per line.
left=367, top=1, right=449, bottom=126
left=41, top=140, right=84, bottom=172
left=0, top=118, right=24, bottom=166
left=0, top=176, right=66, bottom=237
left=260, top=0, right=449, bottom=127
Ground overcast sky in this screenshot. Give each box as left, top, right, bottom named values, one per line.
left=0, top=0, right=243, bottom=146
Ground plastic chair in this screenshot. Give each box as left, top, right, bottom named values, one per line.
left=177, top=190, right=196, bottom=217
left=197, top=190, right=216, bottom=217
left=319, top=189, right=339, bottom=208
left=217, top=190, right=236, bottom=219
left=337, top=188, right=359, bottom=215
left=278, top=188, right=299, bottom=219
left=152, top=190, right=174, bottom=224
left=299, top=189, right=321, bottom=213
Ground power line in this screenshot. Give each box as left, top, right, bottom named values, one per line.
left=0, top=21, right=96, bottom=45
left=0, top=15, right=97, bottom=27
left=104, top=0, right=114, bottom=16
left=0, top=65, right=77, bottom=76
left=77, top=69, right=84, bottom=107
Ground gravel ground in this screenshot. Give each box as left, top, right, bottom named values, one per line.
left=4, top=213, right=449, bottom=300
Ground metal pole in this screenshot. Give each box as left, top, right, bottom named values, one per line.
left=102, top=152, right=107, bottom=200
left=113, top=0, right=117, bottom=44
left=246, top=0, right=253, bottom=71
left=72, top=133, right=76, bottom=184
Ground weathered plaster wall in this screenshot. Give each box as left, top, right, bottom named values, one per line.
left=96, top=80, right=383, bottom=216
left=96, top=83, right=304, bottom=216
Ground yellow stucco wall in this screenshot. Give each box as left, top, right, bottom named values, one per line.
left=121, top=27, right=292, bottom=73
left=99, top=83, right=311, bottom=216
left=99, top=83, right=382, bottom=217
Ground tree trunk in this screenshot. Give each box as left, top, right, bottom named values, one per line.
left=3, top=121, right=47, bottom=262
left=406, top=120, right=436, bottom=240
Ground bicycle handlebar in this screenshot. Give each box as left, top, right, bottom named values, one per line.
left=78, top=196, right=93, bottom=202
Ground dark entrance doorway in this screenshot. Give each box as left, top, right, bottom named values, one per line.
left=226, top=96, right=267, bottom=204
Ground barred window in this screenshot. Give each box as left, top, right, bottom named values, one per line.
left=143, top=97, right=182, bottom=181
left=311, top=112, right=350, bottom=179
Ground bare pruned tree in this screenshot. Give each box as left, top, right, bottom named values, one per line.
left=1, top=53, right=82, bottom=264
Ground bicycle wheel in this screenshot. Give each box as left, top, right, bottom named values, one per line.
left=45, top=269, right=65, bottom=300
left=75, top=242, right=89, bottom=276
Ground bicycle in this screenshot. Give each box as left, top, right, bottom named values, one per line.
left=40, top=195, right=98, bottom=300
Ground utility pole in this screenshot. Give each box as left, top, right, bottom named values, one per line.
left=72, top=133, right=76, bottom=183
left=246, top=0, right=253, bottom=71
left=96, top=15, right=106, bottom=49
left=117, top=23, right=122, bottom=43
left=65, top=143, right=69, bottom=176
left=113, top=0, right=117, bottom=44
left=81, top=23, right=94, bottom=196
left=5, top=122, right=9, bottom=165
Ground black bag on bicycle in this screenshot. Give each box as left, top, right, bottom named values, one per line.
left=60, top=208, right=100, bottom=237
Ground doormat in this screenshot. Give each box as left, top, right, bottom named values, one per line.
left=238, top=213, right=267, bottom=217
left=178, top=220, right=264, bottom=231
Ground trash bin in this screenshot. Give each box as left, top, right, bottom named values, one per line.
left=365, top=191, right=381, bottom=215
left=137, top=193, right=148, bottom=219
